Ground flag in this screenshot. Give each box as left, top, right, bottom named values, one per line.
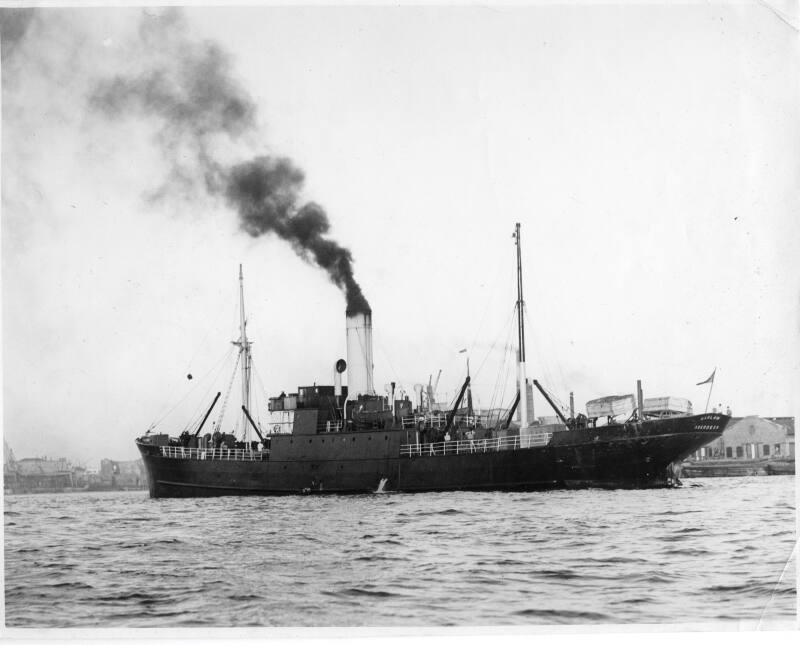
left=696, top=368, right=716, bottom=386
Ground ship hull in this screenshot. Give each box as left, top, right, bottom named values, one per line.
left=137, top=414, right=728, bottom=497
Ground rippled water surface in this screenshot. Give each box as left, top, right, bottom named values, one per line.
left=4, top=476, right=796, bottom=628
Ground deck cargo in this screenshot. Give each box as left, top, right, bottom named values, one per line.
left=136, top=225, right=730, bottom=497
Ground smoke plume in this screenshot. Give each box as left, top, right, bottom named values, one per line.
left=89, top=8, right=370, bottom=315
left=226, top=157, right=370, bottom=315
left=0, top=8, right=36, bottom=60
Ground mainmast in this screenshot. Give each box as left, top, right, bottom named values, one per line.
left=514, top=223, right=529, bottom=429
left=234, top=264, right=252, bottom=443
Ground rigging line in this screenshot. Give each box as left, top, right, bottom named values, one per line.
left=467, top=250, right=509, bottom=353
left=250, top=321, right=270, bottom=394
left=527, top=319, right=557, bottom=396
left=375, top=341, right=401, bottom=384
left=488, top=324, right=516, bottom=420
left=487, top=339, right=507, bottom=412
left=473, top=303, right=518, bottom=380
left=181, top=349, right=237, bottom=434
left=182, top=289, right=238, bottom=378
left=248, top=364, right=270, bottom=432
left=501, top=357, right=514, bottom=417
left=523, top=300, right=567, bottom=397
left=486, top=344, right=505, bottom=418
left=538, top=380, right=569, bottom=417
left=250, top=361, right=270, bottom=407
left=755, top=0, right=799, bottom=33
left=497, top=302, right=519, bottom=416
left=214, top=351, right=241, bottom=434
left=487, top=320, right=513, bottom=412
left=492, top=346, right=513, bottom=428
left=149, top=345, right=235, bottom=429
left=446, top=372, right=467, bottom=411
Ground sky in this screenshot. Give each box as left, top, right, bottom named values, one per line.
left=2, top=2, right=799, bottom=466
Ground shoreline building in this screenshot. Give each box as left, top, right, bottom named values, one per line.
left=4, top=439, right=147, bottom=494
left=6, top=456, right=77, bottom=493
left=90, top=459, right=146, bottom=490
left=690, top=416, right=794, bottom=461
left=682, top=416, right=795, bottom=478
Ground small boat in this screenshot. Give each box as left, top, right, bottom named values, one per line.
left=136, top=224, right=729, bottom=497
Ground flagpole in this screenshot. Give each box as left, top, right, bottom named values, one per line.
left=703, top=369, right=716, bottom=413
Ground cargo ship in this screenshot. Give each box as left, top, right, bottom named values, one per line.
left=136, top=224, right=730, bottom=497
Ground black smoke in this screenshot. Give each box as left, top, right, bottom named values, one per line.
left=226, top=157, right=370, bottom=315
left=89, top=8, right=370, bottom=315
left=0, top=8, right=36, bottom=60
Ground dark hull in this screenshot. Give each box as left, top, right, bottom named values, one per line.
left=137, top=414, right=729, bottom=498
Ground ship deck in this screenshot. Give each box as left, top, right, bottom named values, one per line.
left=151, top=432, right=555, bottom=462
left=399, top=432, right=553, bottom=457
left=158, top=446, right=269, bottom=461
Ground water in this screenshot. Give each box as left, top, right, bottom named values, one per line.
left=4, top=477, right=796, bottom=628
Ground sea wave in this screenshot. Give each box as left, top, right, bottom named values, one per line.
left=3, top=477, right=796, bottom=627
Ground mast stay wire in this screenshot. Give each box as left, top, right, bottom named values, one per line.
left=215, top=350, right=241, bottom=435
left=250, top=360, right=276, bottom=437
left=250, top=361, right=270, bottom=413
left=467, top=248, right=513, bottom=357
left=375, top=341, right=401, bottom=385
left=486, top=341, right=509, bottom=425
left=473, top=303, right=517, bottom=380
left=237, top=294, right=277, bottom=431
left=469, top=246, right=520, bottom=417
left=523, top=299, right=569, bottom=408
left=488, top=312, right=516, bottom=403
left=477, top=304, right=516, bottom=413
left=148, top=344, right=236, bottom=430
left=486, top=310, right=517, bottom=424
left=492, top=343, right=514, bottom=428
left=537, top=379, right=571, bottom=419
left=180, top=349, right=239, bottom=434
left=181, top=291, right=238, bottom=382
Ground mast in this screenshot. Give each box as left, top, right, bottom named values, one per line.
left=234, top=264, right=252, bottom=443
left=466, top=356, right=473, bottom=418
left=514, top=223, right=529, bottom=429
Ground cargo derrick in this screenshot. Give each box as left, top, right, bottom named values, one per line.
left=136, top=225, right=730, bottom=498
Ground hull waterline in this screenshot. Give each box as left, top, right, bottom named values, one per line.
left=137, top=414, right=729, bottom=498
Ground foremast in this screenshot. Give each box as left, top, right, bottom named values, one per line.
left=514, top=223, right=530, bottom=430
left=233, top=264, right=253, bottom=443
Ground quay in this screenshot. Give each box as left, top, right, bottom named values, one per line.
left=681, top=415, right=795, bottom=477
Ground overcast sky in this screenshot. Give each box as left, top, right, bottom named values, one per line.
left=2, top=2, right=798, bottom=466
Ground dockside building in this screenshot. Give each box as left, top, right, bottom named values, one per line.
left=690, top=415, right=794, bottom=460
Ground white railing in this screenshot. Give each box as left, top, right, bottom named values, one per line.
left=399, top=432, right=552, bottom=457
left=317, top=420, right=344, bottom=433
left=400, top=414, right=482, bottom=430
left=160, top=446, right=269, bottom=461
left=400, top=413, right=449, bottom=429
